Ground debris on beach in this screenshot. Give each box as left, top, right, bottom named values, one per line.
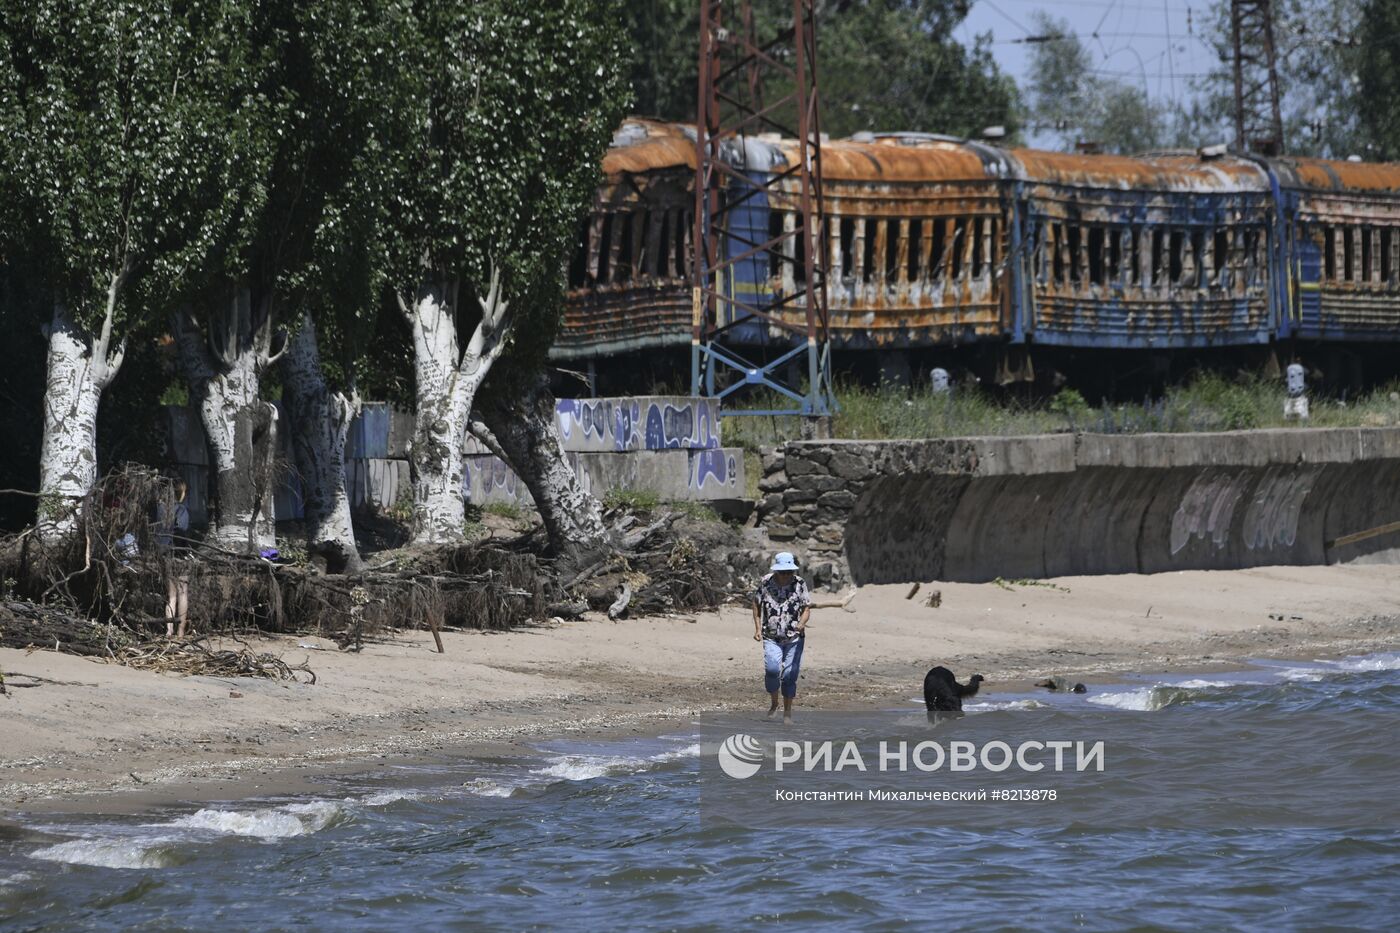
left=113, top=638, right=316, bottom=684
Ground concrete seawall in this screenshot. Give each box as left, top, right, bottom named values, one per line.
left=756, top=429, right=1400, bottom=584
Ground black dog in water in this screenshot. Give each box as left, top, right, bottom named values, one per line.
left=923, top=666, right=984, bottom=713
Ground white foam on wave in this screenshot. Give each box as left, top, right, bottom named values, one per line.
left=30, top=838, right=179, bottom=870
left=533, top=754, right=641, bottom=781
left=1277, top=667, right=1327, bottom=682
left=357, top=789, right=422, bottom=807
left=1330, top=652, right=1400, bottom=673
left=1088, top=687, right=1163, bottom=711
left=462, top=778, right=518, bottom=798
left=532, top=742, right=701, bottom=782
left=0, top=871, right=34, bottom=886
left=964, top=698, right=1047, bottom=711
left=168, top=800, right=345, bottom=839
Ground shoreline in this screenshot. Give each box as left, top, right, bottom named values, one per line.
left=3, top=563, right=1400, bottom=815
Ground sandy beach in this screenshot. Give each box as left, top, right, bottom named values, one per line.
left=4, top=563, right=1400, bottom=809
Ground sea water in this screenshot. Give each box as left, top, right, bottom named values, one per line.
left=2, top=653, right=1399, bottom=930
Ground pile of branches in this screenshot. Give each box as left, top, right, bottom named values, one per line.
left=114, top=637, right=316, bottom=683
left=560, top=506, right=753, bottom=619
left=0, top=598, right=135, bottom=657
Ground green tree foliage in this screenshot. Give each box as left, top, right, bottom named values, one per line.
left=386, top=0, right=632, bottom=317
left=623, top=0, right=1018, bottom=140
left=1023, top=13, right=1171, bottom=154
left=1188, top=0, right=1367, bottom=158
left=0, top=0, right=258, bottom=337
left=1355, top=0, right=1400, bottom=159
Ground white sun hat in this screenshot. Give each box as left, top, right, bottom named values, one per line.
left=770, top=552, right=798, bottom=571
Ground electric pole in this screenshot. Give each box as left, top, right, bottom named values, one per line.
left=1230, top=0, right=1285, bottom=155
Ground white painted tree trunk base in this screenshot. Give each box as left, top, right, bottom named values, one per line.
left=478, top=376, right=607, bottom=560
left=282, top=317, right=362, bottom=572
left=37, top=304, right=123, bottom=543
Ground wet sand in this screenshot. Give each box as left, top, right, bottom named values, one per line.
left=3, top=563, right=1399, bottom=811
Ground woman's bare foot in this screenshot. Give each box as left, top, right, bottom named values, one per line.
left=767, top=693, right=780, bottom=718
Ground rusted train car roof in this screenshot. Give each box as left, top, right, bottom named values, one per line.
left=788, top=137, right=1007, bottom=183
left=601, top=119, right=695, bottom=176
left=598, top=119, right=1400, bottom=196
left=1009, top=149, right=1269, bottom=192
left=1268, top=156, right=1400, bottom=194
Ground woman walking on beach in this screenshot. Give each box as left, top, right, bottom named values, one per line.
left=752, top=552, right=811, bottom=724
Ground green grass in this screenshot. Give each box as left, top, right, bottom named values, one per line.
left=482, top=500, right=528, bottom=521
left=718, top=374, right=1400, bottom=447
left=601, top=488, right=722, bottom=522
left=603, top=488, right=662, bottom=512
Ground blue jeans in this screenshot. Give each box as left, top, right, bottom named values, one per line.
left=763, top=637, right=805, bottom=698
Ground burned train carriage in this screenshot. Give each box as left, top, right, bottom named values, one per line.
left=555, top=120, right=1400, bottom=378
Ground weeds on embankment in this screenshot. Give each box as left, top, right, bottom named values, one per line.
left=720, top=374, right=1400, bottom=449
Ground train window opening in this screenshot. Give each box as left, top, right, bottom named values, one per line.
left=1343, top=227, right=1355, bottom=282
left=989, top=218, right=999, bottom=276
left=1032, top=224, right=1044, bottom=281
left=1243, top=229, right=1258, bottom=287
left=1067, top=225, right=1082, bottom=284
left=885, top=219, right=901, bottom=283
left=568, top=218, right=589, bottom=288
left=1052, top=223, right=1064, bottom=283
left=1168, top=230, right=1183, bottom=284
left=635, top=212, right=653, bottom=279
left=617, top=213, right=636, bottom=282
left=1383, top=229, right=1393, bottom=284
left=1130, top=227, right=1142, bottom=285
left=839, top=218, right=856, bottom=279
left=767, top=210, right=785, bottom=280
left=1107, top=227, right=1122, bottom=283
left=908, top=221, right=923, bottom=282
left=1324, top=227, right=1336, bottom=281
left=862, top=219, right=878, bottom=283
left=596, top=214, right=614, bottom=283
left=1213, top=229, right=1229, bottom=287
left=951, top=218, right=967, bottom=280
left=795, top=212, right=807, bottom=285
left=930, top=220, right=945, bottom=281
left=1151, top=229, right=1165, bottom=285
left=1087, top=227, right=1104, bottom=285
left=672, top=211, right=688, bottom=280
left=652, top=211, right=668, bottom=278
left=972, top=217, right=985, bottom=278
left=1189, top=230, right=1204, bottom=287
left=1362, top=225, right=1372, bottom=283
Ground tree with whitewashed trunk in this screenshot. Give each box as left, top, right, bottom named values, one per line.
left=399, top=269, right=512, bottom=544
left=476, top=372, right=609, bottom=562
left=279, top=317, right=361, bottom=572
left=169, top=0, right=395, bottom=556
left=171, top=290, right=283, bottom=552
left=0, top=1, right=256, bottom=543
left=272, top=0, right=418, bottom=569
left=386, top=0, right=630, bottom=546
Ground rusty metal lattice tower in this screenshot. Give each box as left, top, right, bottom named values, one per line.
left=1230, top=0, right=1285, bottom=155
left=691, top=0, right=835, bottom=421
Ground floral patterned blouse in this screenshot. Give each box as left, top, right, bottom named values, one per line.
left=754, top=572, right=810, bottom=643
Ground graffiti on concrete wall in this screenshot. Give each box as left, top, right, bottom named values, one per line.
left=1241, top=466, right=1318, bottom=551
left=1170, top=469, right=1247, bottom=555
left=556, top=397, right=721, bottom=451
left=690, top=449, right=739, bottom=490
left=463, top=455, right=527, bottom=503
